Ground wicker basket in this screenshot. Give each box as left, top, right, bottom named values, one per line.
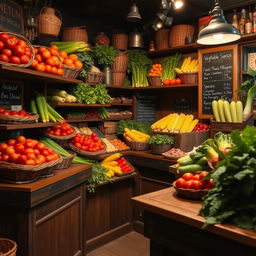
left=155, top=29, right=169, bottom=51
left=0, top=113, right=39, bottom=124
left=112, top=52, right=128, bottom=72
left=151, top=143, right=173, bottom=155
left=112, top=72, right=126, bottom=86
left=0, top=157, right=61, bottom=184
left=54, top=153, right=76, bottom=170
left=148, top=76, right=162, bottom=86
left=0, top=238, right=17, bottom=256
left=179, top=73, right=198, bottom=84
left=0, top=32, right=34, bottom=68
left=63, top=65, right=81, bottom=79
left=124, top=139, right=149, bottom=151
left=116, top=160, right=135, bottom=177
left=112, top=33, right=128, bottom=50
left=69, top=141, right=106, bottom=159
left=173, top=182, right=210, bottom=200
left=62, top=26, right=88, bottom=42
left=86, top=71, right=105, bottom=84
left=169, top=25, right=195, bottom=48
left=38, top=7, right=62, bottom=37
left=43, top=128, right=76, bottom=147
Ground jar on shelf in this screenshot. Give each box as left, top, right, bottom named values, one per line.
left=94, top=32, right=110, bottom=45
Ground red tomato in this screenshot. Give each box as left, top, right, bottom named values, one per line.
left=199, top=171, right=208, bottom=180
left=175, top=78, right=182, bottom=84
left=41, top=49, right=51, bottom=60
left=24, top=47, right=32, bottom=57
left=182, top=173, right=194, bottom=181
left=24, top=141, right=35, bottom=149
left=0, top=143, right=8, bottom=152
left=169, top=78, right=176, bottom=85
left=8, top=139, right=16, bottom=146
left=35, top=142, right=46, bottom=151
left=5, top=146, right=15, bottom=155
left=13, top=45, right=24, bottom=56
left=0, top=54, right=9, bottom=62
left=35, top=63, right=45, bottom=72
left=57, top=68, right=64, bottom=76
left=50, top=48, right=58, bottom=56
left=5, top=37, right=17, bottom=48
left=41, top=149, right=49, bottom=156
left=25, top=159, right=35, bottom=165
left=175, top=178, right=186, bottom=188
left=183, top=180, right=193, bottom=189
left=193, top=174, right=200, bottom=181
left=190, top=180, right=202, bottom=190
left=75, top=142, right=82, bottom=148
left=14, top=143, right=25, bottom=153
left=24, top=148, right=34, bottom=154
left=45, top=65, right=52, bottom=73
left=35, top=54, right=42, bottom=63
left=18, top=40, right=27, bottom=48
left=31, top=59, right=38, bottom=69
left=0, top=41, right=4, bottom=51
left=1, top=48, right=12, bottom=57
left=33, top=149, right=40, bottom=155
left=27, top=153, right=36, bottom=160
left=9, top=56, right=20, bottom=64
left=46, top=155, right=53, bottom=162
left=45, top=57, right=55, bottom=66
left=163, top=79, right=170, bottom=85
left=2, top=154, right=10, bottom=162
left=17, top=136, right=26, bottom=144
left=17, top=154, right=27, bottom=164
left=20, top=55, right=30, bottom=64
left=0, top=33, right=9, bottom=42
left=10, top=111, right=18, bottom=116
left=38, top=46, right=47, bottom=54
left=37, top=155, right=46, bottom=164
left=10, top=153, right=20, bottom=163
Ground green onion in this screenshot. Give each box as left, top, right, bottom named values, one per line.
left=72, top=156, right=96, bottom=164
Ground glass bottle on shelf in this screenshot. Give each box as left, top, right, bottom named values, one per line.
left=253, top=5, right=256, bottom=33
left=246, top=8, right=253, bottom=34
left=231, top=9, right=239, bottom=29
left=239, top=9, right=246, bottom=35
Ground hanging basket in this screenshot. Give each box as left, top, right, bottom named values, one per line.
left=0, top=32, right=35, bottom=68
left=0, top=238, right=17, bottom=256
left=112, top=33, right=128, bottom=50
left=169, top=25, right=195, bottom=48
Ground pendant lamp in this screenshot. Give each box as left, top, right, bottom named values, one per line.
left=197, top=0, right=241, bottom=45
left=127, top=2, right=142, bottom=22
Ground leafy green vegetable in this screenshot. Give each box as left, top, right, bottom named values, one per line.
left=87, top=163, right=112, bottom=193
left=127, top=50, right=152, bottom=87
left=148, top=134, right=174, bottom=145
left=76, top=52, right=94, bottom=81
left=161, top=53, right=182, bottom=80
left=92, top=45, right=120, bottom=69
left=70, top=83, right=111, bottom=104
left=200, top=126, right=256, bottom=231
left=116, top=120, right=151, bottom=135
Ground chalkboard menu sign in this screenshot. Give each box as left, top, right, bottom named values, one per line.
left=198, top=45, right=238, bottom=118
left=136, top=93, right=156, bottom=124
left=0, top=80, right=23, bottom=106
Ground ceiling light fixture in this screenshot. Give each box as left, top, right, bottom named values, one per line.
left=172, top=0, right=184, bottom=10
left=152, top=20, right=164, bottom=31
left=127, top=2, right=142, bottom=22
left=197, top=0, right=241, bottom=45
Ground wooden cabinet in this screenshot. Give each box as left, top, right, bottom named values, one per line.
left=0, top=165, right=91, bottom=256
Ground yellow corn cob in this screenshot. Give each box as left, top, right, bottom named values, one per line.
left=159, top=114, right=174, bottom=130
left=124, top=128, right=131, bottom=133
left=166, top=113, right=179, bottom=131
left=174, top=113, right=186, bottom=132
left=180, top=115, right=194, bottom=132
left=182, top=57, right=191, bottom=71
left=151, top=114, right=172, bottom=129
left=124, top=134, right=132, bottom=141
left=189, top=59, right=198, bottom=72
left=193, top=64, right=198, bottom=72
left=101, top=164, right=121, bottom=173
left=101, top=153, right=122, bottom=164
left=175, top=68, right=182, bottom=74
left=187, top=119, right=199, bottom=132
left=100, top=161, right=118, bottom=167
left=130, top=129, right=150, bottom=139
left=181, top=57, right=189, bottom=70
left=125, top=130, right=145, bottom=142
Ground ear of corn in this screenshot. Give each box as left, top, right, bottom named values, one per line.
left=151, top=114, right=172, bottom=129
left=187, top=119, right=199, bottom=132
left=180, top=57, right=198, bottom=73
left=174, top=113, right=186, bottom=132
left=101, top=153, right=122, bottom=164
left=180, top=115, right=194, bottom=132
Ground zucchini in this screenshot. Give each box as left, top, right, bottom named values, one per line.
left=178, top=164, right=202, bottom=174
left=212, top=100, right=220, bottom=122
left=189, top=152, right=204, bottom=161
left=195, top=156, right=208, bottom=166
left=223, top=100, right=232, bottom=122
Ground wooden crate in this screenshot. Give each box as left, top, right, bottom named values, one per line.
left=210, top=113, right=254, bottom=138
left=152, top=131, right=210, bottom=152
left=99, top=122, right=117, bottom=134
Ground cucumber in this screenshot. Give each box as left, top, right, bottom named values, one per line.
left=189, top=152, right=204, bottom=161
left=212, top=100, right=220, bottom=121
left=217, top=99, right=226, bottom=122
left=178, top=157, right=195, bottom=166
left=223, top=100, right=232, bottom=122
left=178, top=164, right=203, bottom=174
left=195, top=156, right=208, bottom=166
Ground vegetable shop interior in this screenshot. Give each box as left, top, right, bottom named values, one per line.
left=0, top=0, right=256, bottom=255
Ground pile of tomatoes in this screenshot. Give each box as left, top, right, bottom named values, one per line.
left=163, top=78, right=182, bottom=85
left=0, top=33, right=32, bottom=65
left=71, top=133, right=105, bottom=152
left=46, top=121, right=74, bottom=136
left=0, top=108, right=31, bottom=117
left=148, top=64, right=162, bottom=77
left=116, top=157, right=133, bottom=174
left=175, top=172, right=214, bottom=190
left=0, top=136, right=59, bottom=165
left=59, top=51, right=83, bottom=69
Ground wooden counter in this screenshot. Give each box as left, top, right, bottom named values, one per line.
left=132, top=187, right=256, bottom=256
left=0, top=164, right=92, bottom=256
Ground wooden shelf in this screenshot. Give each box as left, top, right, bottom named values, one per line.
left=0, top=122, right=60, bottom=130
left=49, top=102, right=111, bottom=108
left=110, top=103, right=133, bottom=106
left=0, top=64, right=82, bottom=84
left=67, top=119, right=102, bottom=123
left=106, top=84, right=197, bottom=89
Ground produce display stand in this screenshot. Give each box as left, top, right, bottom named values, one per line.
left=132, top=188, right=256, bottom=256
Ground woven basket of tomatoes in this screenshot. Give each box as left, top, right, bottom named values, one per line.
left=148, top=64, right=162, bottom=86
left=173, top=172, right=214, bottom=200
left=44, top=121, right=76, bottom=147
left=0, top=108, right=39, bottom=124
left=69, top=133, right=106, bottom=159
left=31, top=45, right=64, bottom=76
left=0, top=136, right=62, bottom=184
left=59, top=52, right=83, bottom=79
left=0, top=32, right=35, bottom=67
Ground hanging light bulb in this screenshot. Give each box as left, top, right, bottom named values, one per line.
left=172, top=0, right=184, bottom=9
left=127, top=2, right=142, bottom=22
left=197, top=0, right=240, bottom=45
left=152, top=20, right=164, bottom=31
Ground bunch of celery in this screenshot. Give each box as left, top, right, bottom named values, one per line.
left=50, top=41, right=90, bottom=54
left=161, top=53, right=182, bottom=80
left=128, top=50, right=152, bottom=87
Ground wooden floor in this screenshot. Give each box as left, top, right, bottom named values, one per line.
left=87, top=231, right=150, bottom=256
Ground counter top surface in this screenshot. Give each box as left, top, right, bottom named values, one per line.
left=0, top=164, right=92, bottom=192
left=132, top=187, right=256, bottom=248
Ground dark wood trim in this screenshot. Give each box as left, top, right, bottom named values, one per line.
left=49, top=102, right=111, bottom=108
left=86, top=222, right=132, bottom=252
left=133, top=220, right=144, bottom=235
left=140, top=177, right=171, bottom=187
